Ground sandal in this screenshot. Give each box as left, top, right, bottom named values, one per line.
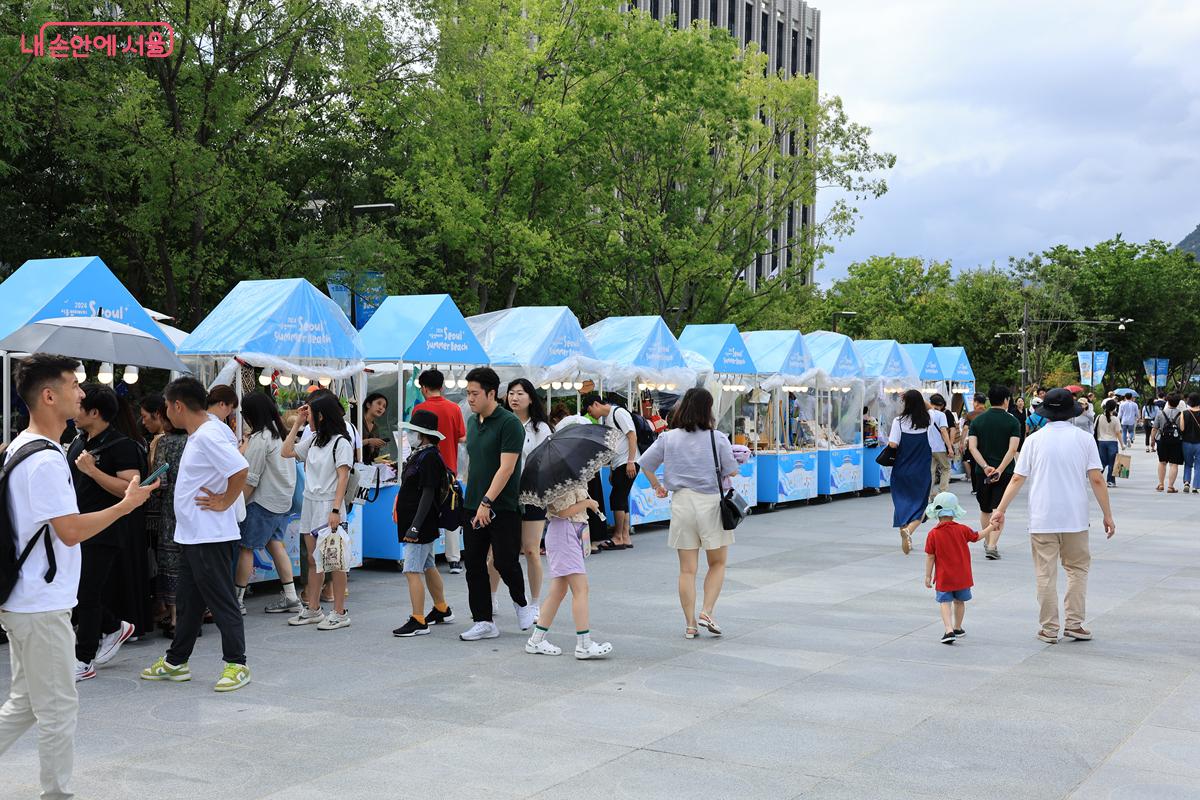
left=1156, top=485, right=1165, bottom=492
left=684, top=626, right=698, bottom=639
left=596, top=540, right=623, bottom=552
left=698, top=613, right=723, bottom=636
left=1168, top=487, right=1179, bottom=493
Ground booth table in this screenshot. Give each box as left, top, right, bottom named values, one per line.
left=756, top=450, right=818, bottom=504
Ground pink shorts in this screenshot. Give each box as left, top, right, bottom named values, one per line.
left=545, top=517, right=587, bottom=577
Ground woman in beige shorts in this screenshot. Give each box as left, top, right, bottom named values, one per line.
left=640, top=388, right=739, bottom=639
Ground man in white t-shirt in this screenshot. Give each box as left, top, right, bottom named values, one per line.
left=0, top=354, right=156, bottom=800
left=583, top=393, right=639, bottom=549
left=141, top=377, right=251, bottom=693
left=991, top=388, right=1116, bottom=644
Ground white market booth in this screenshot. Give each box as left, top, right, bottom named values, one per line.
left=177, top=278, right=364, bottom=582
left=583, top=316, right=696, bottom=526
left=357, top=294, right=489, bottom=561
left=742, top=330, right=823, bottom=505
left=678, top=323, right=759, bottom=505
left=853, top=339, right=920, bottom=489
left=805, top=330, right=866, bottom=497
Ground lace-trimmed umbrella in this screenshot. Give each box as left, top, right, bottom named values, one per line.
left=518, top=423, right=625, bottom=509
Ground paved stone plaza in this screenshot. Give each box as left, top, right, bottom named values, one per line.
left=4, top=447, right=1199, bottom=799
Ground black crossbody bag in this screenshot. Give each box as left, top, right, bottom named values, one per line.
left=709, top=431, right=750, bottom=530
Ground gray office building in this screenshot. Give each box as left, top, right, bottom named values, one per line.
left=624, top=0, right=822, bottom=287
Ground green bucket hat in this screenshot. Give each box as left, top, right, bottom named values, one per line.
left=925, top=491, right=966, bottom=521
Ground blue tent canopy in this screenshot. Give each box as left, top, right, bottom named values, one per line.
left=0, top=256, right=174, bottom=349
left=584, top=316, right=693, bottom=385
left=902, top=343, right=943, bottom=382
left=179, top=278, right=361, bottom=362
left=853, top=339, right=919, bottom=384
left=934, top=346, right=976, bottom=385
left=742, top=331, right=815, bottom=381
left=679, top=324, right=757, bottom=375
left=805, top=331, right=864, bottom=380
left=359, top=294, right=487, bottom=364
left=469, top=306, right=596, bottom=367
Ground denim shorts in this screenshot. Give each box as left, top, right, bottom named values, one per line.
left=402, top=541, right=436, bottom=574
left=239, top=502, right=289, bottom=549
left=935, top=588, right=973, bottom=603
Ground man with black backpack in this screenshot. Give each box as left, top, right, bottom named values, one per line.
left=582, top=393, right=640, bottom=551
left=0, top=354, right=156, bottom=800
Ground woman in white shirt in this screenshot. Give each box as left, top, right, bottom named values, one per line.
left=282, top=394, right=354, bottom=630
left=500, top=378, right=554, bottom=615
left=887, top=390, right=951, bottom=555
left=235, top=393, right=299, bottom=615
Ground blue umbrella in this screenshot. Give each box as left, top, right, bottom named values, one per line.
left=1113, top=388, right=1139, bottom=397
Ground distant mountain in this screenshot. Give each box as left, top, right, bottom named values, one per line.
left=1179, top=224, right=1200, bottom=259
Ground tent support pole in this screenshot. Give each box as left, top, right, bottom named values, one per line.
left=356, top=371, right=365, bottom=462
left=2, top=351, right=10, bottom=446
left=234, top=370, right=244, bottom=441
left=398, top=362, right=404, bottom=424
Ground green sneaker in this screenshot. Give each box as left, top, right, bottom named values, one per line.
left=214, top=662, right=250, bottom=693
left=141, top=657, right=191, bottom=682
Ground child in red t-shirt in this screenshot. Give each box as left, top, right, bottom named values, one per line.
left=924, top=492, right=995, bottom=644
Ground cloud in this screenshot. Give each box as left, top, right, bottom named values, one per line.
left=815, top=0, right=1200, bottom=285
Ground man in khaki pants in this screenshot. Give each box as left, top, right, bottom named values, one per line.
left=927, top=394, right=953, bottom=499
left=991, top=389, right=1115, bottom=643
left=0, top=354, right=155, bottom=799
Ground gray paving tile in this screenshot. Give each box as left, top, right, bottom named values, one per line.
left=1067, top=763, right=1200, bottom=799
left=1103, top=725, right=1200, bottom=778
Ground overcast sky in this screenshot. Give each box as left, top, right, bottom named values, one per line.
left=815, top=0, right=1200, bottom=285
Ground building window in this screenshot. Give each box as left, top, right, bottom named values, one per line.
left=728, top=0, right=736, bottom=34
left=776, top=20, right=784, bottom=70
left=692, top=0, right=700, bottom=24
left=791, top=29, right=799, bottom=76
left=805, top=36, right=814, bottom=74
left=760, top=11, right=767, bottom=51
left=711, top=0, right=718, bottom=24
left=770, top=227, right=779, bottom=277
left=744, top=2, right=753, bottom=44
left=671, top=0, right=680, bottom=27
left=650, top=0, right=660, bottom=19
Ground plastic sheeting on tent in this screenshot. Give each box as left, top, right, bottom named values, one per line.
left=178, top=278, right=362, bottom=379
left=584, top=316, right=695, bottom=388
left=742, top=330, right=821, bottom=390
left=934, top=346, right=976, bottom=392
left=854, top=340, right=919, bottom=388
left=805, top=331, right=864, bottom=384
left=679, top=324, right=758, bottom=375
left=902, top=343, right=944, bottom=383
left=468, top=306, right=608, bottom=385
left=359, top=294, right=487, bottom=366
left=0, top=256, right=175, bottom=349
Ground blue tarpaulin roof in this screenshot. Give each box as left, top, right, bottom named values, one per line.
left=853, top=340, right=919, bottom=383
left=678, top=324, right=757, bottom=375
left=742, top=331, right=814, bottom=379
left=360, top=294, right=487, bottom=364
left=934, top=346, right=975, bottom=383
left=902, top=343, right=944, bottom=382
left=584, top=316, right=693, bottom=385
left=0, top=256, right=174, bottom=349
left=805, top=331, right=864, bottom=379
left=179, top=278, right=361, bottom=361
left=469, top=307, right=596, bottom=367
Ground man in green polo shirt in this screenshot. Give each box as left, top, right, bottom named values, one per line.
left=967, top=384, right=1021, bottom=561
left=459, top=367, right=536, bottom=641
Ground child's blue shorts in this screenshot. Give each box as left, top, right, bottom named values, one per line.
left=936, top=588, right=973, bottom=603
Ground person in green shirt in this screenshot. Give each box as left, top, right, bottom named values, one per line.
left=459, top=367, right=536, bottom=641
left=967, top=385, right=1022, bottom=561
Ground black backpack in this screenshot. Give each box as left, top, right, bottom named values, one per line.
left=630, top=412, right=658, bottom=454
left=0, top=440, right=65, bottom=604
left=415, top=447, right=466, bottom=530
left=1160, top=410, right=1182, bottom=442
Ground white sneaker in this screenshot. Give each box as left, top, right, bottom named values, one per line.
left=316, top=611, right=351, bottom=631
left=525, top=637, right=562, bottom=656
left=515, top=602, right=537, bottom=631
left=575, top=640, right=613, bottom=660
left=94, top=620, right=135, bottom=666
left=448, top=561, right=463, bottom=574
left=288, top=607, right=326, bottom=626
left=74, top=660, right=96, bottom=682
left=460, top=621, right=500, bottom=641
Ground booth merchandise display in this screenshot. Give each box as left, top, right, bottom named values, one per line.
left=742, top=330, right=823, bottom=504
left=805, top=331, right=866, bottom=496
left=853, top=339, right=919, bottom=489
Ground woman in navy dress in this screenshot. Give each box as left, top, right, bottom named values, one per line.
left=887, top=390, right=934, bottom=555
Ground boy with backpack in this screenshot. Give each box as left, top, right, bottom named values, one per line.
left=1, top=354, right=157, bottom=800
left=392, top=410, right=458, bottom=637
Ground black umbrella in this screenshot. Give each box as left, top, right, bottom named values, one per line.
left=519, top=422, right=626, bottom=508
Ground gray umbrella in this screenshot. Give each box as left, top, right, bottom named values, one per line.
left=0, top=316, right=189, bottom=372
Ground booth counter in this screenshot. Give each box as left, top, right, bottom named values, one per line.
left=756, top=450, right=818, bottom=503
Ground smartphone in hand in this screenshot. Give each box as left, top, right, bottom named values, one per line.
left=141, top=463, right=170, bottom=487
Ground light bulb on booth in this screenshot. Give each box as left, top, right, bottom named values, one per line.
left=318, top=376, right=332, bottom=387
left=551, top=381, right=562, bottom=390
left=573, top=381, right=583, bottom=391
left=258, top=371, right=272, bottom=386
left=74, top=364, right=86, bottom=383
left=540, top=384, right=551, bottom=391
left=456, top=379, right=467, bottom=389
left=123, top=366, right=139, bottom=384
left=666, top=384, right=676, bottom=391
left=97, top=363, right=114, bottom=384
left=278, top=374, right=293, bottom=387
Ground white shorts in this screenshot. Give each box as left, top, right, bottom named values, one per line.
left=667, top=489, right=734, bottom=551
left=299, top=498, right=344, bottom=537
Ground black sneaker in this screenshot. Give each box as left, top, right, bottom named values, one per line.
left=393, top=617, right=430, bottom=637
left=426, top=606, right=456, bottom=625
left=953, top=628, right=966, bottom=637
left=985, top=548, right=1000, bottom=560
left=940, top=631, right=956, bottom=645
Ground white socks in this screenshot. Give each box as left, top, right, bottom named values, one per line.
left=281, top=583, right=299, bottom=602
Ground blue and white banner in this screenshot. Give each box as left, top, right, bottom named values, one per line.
left=1143, top=358, right=1170, bottom=387
left=1077, top=351, right=1109, bottom=386
left=328, top=270, right=386, bottom=330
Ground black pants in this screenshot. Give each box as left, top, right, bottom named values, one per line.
left=75, top=542, right=122, bottom=663
left=167, top=541, right=246, bottom=666
left=586, top=474, right=608, bottom=542
left=464, top=509, right=526, bottom=622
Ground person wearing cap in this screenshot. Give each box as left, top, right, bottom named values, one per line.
left=991, top=388, right=1116, bottom=644
left=1026, top=396, right=1048, bottom=434
left=391, top=409, right=456, bottom=638
left=924, top=492, right=994, bottom=644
